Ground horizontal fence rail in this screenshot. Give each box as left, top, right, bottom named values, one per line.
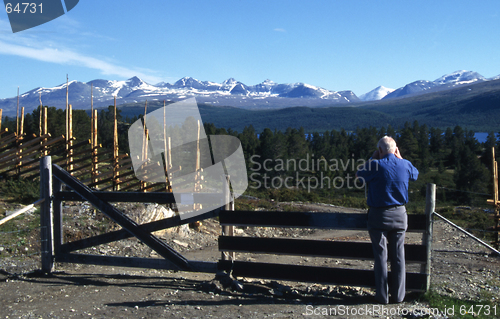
left=218, top=236, right=427, bottom=263
left=219, top=210, right=427, bottom=232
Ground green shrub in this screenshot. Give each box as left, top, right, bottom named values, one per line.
left=0, top=178, right=40, bottom=204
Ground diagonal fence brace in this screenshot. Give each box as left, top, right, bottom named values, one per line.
left=51, top=163, right=192, bottom=271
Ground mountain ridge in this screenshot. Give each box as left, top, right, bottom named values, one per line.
left=0, top=77, right=359, bottom=116
left=1, top=70, right=499, bottom=117
left=115, top=78, right=500, bottom=133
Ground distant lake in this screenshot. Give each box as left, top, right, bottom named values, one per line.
left=266, top=132, right=497, bottom=143
left=475, top=132, right=496, bottom=143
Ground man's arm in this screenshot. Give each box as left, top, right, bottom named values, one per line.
left=409, top=163, right=419, bottom=181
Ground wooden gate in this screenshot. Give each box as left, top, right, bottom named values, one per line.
left=40, top=154, right=434, bottom=292
left=39, top=156, right=222, bottom=274
left=217, top=185, right=435, bottom=292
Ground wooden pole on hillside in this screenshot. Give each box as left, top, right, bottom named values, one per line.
left=19, top=107, right=24, bottom=136
left=42, top=107, right=48, bottom=156
left=92, top=109, right=98, bottom=188
left=167, top=137, right=172, bottom=169
left=65, top=75, right=69, bottom=153
left=141, top=129, right=149, bottom=192
left=167, top=136, right=172, bottom=192
left=221, top=175, right=235, bottom=261
left=113, top=97, right=120, bottom=191
left=193, top=120, right=202, bottom=212
left=141, top=100, right=148, bottom=192
left=17, top=107, right=25, bottom=177
left=16, top=87, right=19, bottom=137
left=492, top=147, right=499, bottom=249
left=163, top=101, right=167, bottom=176
left=39, top=93, right=43, bottom=156
left=196, top=119, right=201, bottom=171
left=90, top=83, right=94, bottom=152
left=39, top=93, right=42, bottom=138
left=90, top=85, right=97, bottom=187
left=67, top=104, right=74, bottom=173
left=142, top=100, right=148, bottom=162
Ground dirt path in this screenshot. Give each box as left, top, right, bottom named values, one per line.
left=1, top=202, right=499, bottom=318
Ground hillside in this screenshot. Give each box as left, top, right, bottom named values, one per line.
left=358, top=78, right=500, bottom=130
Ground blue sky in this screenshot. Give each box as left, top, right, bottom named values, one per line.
left=0, top=0, right=499, bottom=100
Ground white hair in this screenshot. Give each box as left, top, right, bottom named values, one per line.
left=378, top=136, right=397, bottom=153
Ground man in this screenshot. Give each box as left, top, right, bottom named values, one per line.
left=356, top=136, right=419, bottom=304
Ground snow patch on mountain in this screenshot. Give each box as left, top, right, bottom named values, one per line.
left=433, top=70, right=486, bottom=86
left=359, top=86, right=395, bottom=101
left=381, top=70, right=488, bottom=100
left=0, top=76, right=358, bottom=116
left=2, top=70, right=497, bottom=116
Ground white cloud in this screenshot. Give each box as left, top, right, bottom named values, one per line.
left=274, top=28, right=286, bottom=32
left=0, top=38, right=162, bottom=83
left=0, top=17, right=162, bottom=83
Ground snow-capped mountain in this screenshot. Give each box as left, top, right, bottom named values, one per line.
left=0, top=77, right=359, bottom=116
left=383, top=80, right=439, bottom=100
left=359, top=86, right=395, bottom=101
left=433, top=70, right=486, bottom=85
left=382, top=70, right=488, bottom=100
left=1, top=70, right=499, bottom=116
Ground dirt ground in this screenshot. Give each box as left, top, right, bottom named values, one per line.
left=0, top=202, right=499, bottom=318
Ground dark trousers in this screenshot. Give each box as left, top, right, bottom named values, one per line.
left=367, top=206, right=407, bottom=304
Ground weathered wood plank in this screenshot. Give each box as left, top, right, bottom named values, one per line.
left=67, top=139, right=91, bottom=151
left=40, top=156, right=53, bottom=273
left=56, top=253, right=217, bottom=272
left=219, top=210, right=426, bottom=232
left=218, top=236, right=427, bottom=263
left=55, top=190, right=223, bottom=204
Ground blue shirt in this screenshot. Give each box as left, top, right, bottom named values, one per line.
left=356, top=153, right=419, bottom=208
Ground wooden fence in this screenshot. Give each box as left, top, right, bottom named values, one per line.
left=39, top=155, right=434, bottom=292
left=0, top=103, right=176, bottom=192
left=40, top=156, right=219, bottom=274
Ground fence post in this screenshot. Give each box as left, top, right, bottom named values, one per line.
left=221, top=175, right=235, bottom=261
left=53, top=177, right=63, bottom=257
left=423, top=183, right=435, bottom=291
left=40, top=156, right=53, bottom=273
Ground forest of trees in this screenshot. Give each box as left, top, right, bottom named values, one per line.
left=228, top=122, right=496, bottom=207
left=2, top=106, right=498, bottom=208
